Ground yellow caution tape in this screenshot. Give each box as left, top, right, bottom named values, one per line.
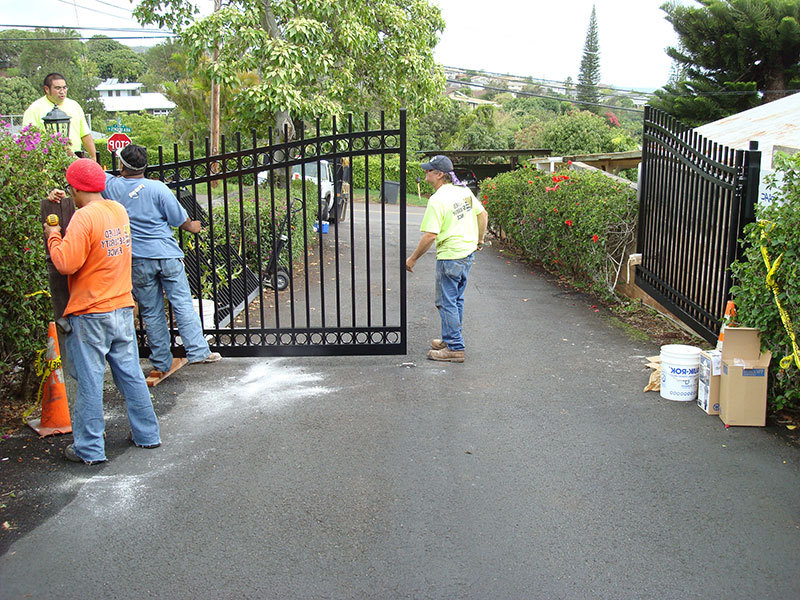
left=33, top=346, right=63, bottom=409
left=760, top=221, right=800, bottom=370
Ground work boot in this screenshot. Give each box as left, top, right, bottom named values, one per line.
left=430, top=339, right=447, bottom=350
left=63, top=444, right=106, bottom=465
left=427, top=348, right=465, bottom=363
left=190, top=351, right=221, bottom=364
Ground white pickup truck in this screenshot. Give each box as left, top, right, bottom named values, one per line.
left=258, top=159, right=347, bottom=223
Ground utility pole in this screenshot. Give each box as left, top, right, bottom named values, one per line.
left=210, top=0, right=221, bottom=159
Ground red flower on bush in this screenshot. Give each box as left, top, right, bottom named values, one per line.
left=553, top=208, right=558, bottom=213
left=546, top=184, right=559, bottom=192
left=592, top=234, right=599, bottom=243
left=528, top=180, right=533, bottom=184
left=483, top=194, right=488, bottom=199
left=565, top=220, right=573, bottom=227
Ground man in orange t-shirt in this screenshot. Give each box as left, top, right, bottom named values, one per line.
left=44, top=159, right=160, bottom=464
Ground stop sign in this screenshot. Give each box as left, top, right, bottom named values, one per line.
left=107, top=133, right=132, bottom=153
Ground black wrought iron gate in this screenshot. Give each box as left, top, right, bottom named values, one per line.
left=119, top=111, right=407, bottom=357
left=636, top=106, right=761, bottom=343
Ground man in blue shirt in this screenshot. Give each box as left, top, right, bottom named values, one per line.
left=104, top=144, right=220, bottom=379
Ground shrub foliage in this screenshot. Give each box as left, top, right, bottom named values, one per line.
left=481, top=165, right=638, bottom=297
left=730, top=152, right=800, bottom=411
left=0, top=123, right=72, bottom=402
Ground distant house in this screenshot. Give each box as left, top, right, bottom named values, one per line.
left=448, top=91, right=500, bottom=109
left=95, top=79, right=175, bottom=116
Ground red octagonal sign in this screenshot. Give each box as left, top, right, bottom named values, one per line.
left=107, top=133, right=132, bottom=153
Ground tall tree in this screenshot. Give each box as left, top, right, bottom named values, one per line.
left=0, top=76, right=38, bottom=115
left=576, top=5, right=601, bottom=110
left=141, top=39, right=184, bottom=92
left=653, top=0, right=800, bottom=126
left=85, top=35, right=147, bottom=82
left=134, top=0, right=445, bottom=143
left=15, top=29, right=106, bottom=124
left=0, top=29, right=32, bottom=71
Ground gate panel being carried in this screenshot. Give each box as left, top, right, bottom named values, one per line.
left=636, top=106, right=760, bottom=343
left=121, top=111, right=407, bottom=357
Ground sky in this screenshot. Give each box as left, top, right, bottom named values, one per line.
left=5, top=0, right=682, bottom=91
left=432, top=0, right=682, bottom=91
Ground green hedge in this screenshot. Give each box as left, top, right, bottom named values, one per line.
left=481, top=165, right=638, bottom=297
left=0, top=123, right=72, bottom=403
left=730, top=152, right=800, bottom=411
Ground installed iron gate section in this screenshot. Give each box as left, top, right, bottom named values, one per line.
left=117, top=111, right=407, bottom=357
left=636, top=106, right=760, bottom=343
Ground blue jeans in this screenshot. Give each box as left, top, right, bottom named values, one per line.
left=434, top=253, right=475, bottom=351
left=131, top=257, right=210, bottom=371
left=65, top=307, right=160, bottom=462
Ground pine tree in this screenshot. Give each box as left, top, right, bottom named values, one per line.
left=652, top=0, right=800, bottom=125
left=577, top=5, right=601, bottom=110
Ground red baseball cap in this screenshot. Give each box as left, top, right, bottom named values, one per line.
left=66, top=158, right=106, bottom=192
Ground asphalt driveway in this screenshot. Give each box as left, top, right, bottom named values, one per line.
left=1, top=202, right=799, bottom=599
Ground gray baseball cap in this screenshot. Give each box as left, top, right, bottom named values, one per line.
left=420, top=155, right=454, bottom=172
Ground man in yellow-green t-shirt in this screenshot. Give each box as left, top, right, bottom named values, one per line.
left=23, top=72, right=96, bottom=159
left=406, top=155, right=489, bottom=363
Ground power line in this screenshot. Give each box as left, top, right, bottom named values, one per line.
left=446, top=80, right=646, bottom=114
left=53, top=0, right=139, bottom=22
left=88, top=0, right=133, bottom=13
left=3, top=35, right=176, bottom=41
left=446, top=65, right=800, bottom=98
left=443, top=65, right=656, bottom=97
left=1, top=24, right=174, bottom=33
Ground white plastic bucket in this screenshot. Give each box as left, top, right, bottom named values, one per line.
left=660, top=344, right=702, bottom=401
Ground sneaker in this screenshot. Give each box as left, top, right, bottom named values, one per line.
left=430, top=339, right=447, bottom=350
left=63, top=444, right=106, bottom=465
left=427, top=348, right=465, bottom=363
left=127, top=431, right=161, bottom=449
left=190, top=351, right=221, bottom=364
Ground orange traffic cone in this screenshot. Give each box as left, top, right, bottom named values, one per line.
left=27, top=322, right=72, bottom=437
left=716, top=301, right=737, bottom=350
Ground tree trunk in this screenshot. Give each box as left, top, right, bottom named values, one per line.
left=260, top=0, right=295, bottom=144
left=762, top=68, right=788, bottom=103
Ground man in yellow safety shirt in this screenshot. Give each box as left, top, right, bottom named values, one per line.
left=23, top=72, right=96, bottom=159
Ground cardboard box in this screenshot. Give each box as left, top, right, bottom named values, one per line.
left=698, top=350, right=722, bottom=415
left=719, top=328, right=772, bottom=427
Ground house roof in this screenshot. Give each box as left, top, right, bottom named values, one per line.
left=448, top=91, right=500, bottom=108
left=96, top=79, right=143, bottom=92
left=693, top=92, right=800, bottom=168
left=99, top=92, right=175, bottom=113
